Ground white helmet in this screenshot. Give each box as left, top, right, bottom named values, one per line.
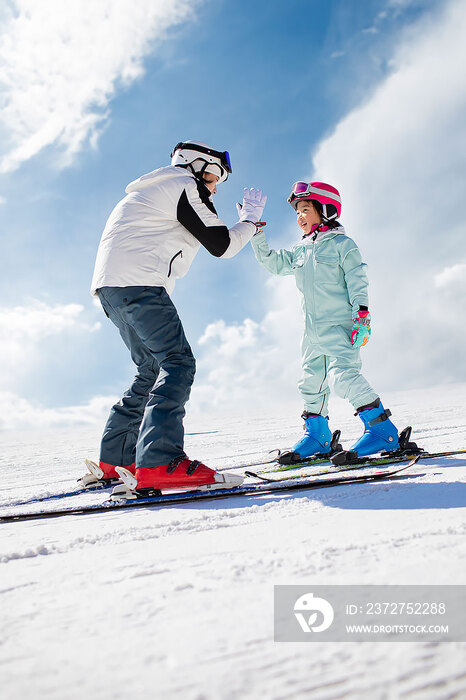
left=171, top=140, right=232, bottom=183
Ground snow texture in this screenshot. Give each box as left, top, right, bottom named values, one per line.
left=1, top=383, right=466, bottom=699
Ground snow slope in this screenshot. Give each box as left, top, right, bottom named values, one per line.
left=1, top=383, right=466, bottom=700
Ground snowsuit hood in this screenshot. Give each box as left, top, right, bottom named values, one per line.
left=125, top=165, right=191, bottom=194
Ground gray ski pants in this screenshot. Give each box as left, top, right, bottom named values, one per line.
left=97, top=286, right=195, bottom=468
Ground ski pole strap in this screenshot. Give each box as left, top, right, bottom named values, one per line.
left=368, top=409, right=392, bottom=427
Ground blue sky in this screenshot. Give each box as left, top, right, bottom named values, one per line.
left=0, top=0, right=465, bottom=429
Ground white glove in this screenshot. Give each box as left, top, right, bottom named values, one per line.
left=236, top=188, right=267, bottom=224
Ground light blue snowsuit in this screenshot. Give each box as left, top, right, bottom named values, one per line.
left=251, top=226, right=378, bottom=415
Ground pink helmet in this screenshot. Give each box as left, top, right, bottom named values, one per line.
left=288, top=181, right=342, bottom=220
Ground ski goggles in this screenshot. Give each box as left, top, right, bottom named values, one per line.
left=171, top=142, right=232, bottom=174
left=288, top=181, right=342, bottom=202
left=290, top=182, right=312, bottom=197
left=288, top=182, right=323, bottom=204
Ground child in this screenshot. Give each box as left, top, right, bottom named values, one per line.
left=251, top=181, right=401, bottom=463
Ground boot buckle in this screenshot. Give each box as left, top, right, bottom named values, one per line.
left=367, top=408, right=392, bottom=427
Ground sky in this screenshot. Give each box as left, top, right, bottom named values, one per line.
left=0, top=0, right=465, bottom=430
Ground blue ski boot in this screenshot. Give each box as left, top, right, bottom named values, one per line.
left=350, top=399, right=399, bottom=457
left=277, top=413, right=336, bottom=465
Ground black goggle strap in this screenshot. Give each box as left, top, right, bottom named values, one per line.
left=191, top=160, right=225, bottom=182
left=189, top=162, right=214, bottom=185
left=322, top=204, right=338, bottom=220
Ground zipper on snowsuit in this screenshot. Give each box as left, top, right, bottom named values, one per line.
left=168, top=250, right=183, bottom=277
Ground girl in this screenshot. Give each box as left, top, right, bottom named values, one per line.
left=251, top=181, right=401, bottom=464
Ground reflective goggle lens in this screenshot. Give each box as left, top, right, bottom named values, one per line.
left=223, top=150, right=232, bottom=172
left=292, top=181, right=310, bottom=195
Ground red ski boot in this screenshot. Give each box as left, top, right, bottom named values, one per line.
left=112, top=456, right=243, bottom=500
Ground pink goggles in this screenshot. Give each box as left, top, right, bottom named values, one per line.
left=290, top=181, right=313, bottom=197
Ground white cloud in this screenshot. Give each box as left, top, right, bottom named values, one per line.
left=0, top=300, right=113, bottom=429
left=0, top=0, right=201, bottom=173
left=0, top=392, right=117, bottom=430
left=309, top=0, right=466, bottom=389
left=0, top=300, right=100, bottom=386
left=1, top=301, right=98, bottom=339
left=191, top=277, right=303, bottom=412
left=434, top=264, right=466, bottom=290
left=191, top=0, right=466, bottom=412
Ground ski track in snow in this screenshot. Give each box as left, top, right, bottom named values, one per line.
left=0, top=384, right=466, bottom=700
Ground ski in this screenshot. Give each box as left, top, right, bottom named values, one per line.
left=255, top=447, right=466, bottom=476
left=6, top=453, right=327, bottom=508
left=0, top=458, right=421, bottom=524
left=4, top=460, right=120, bottom=508
left=246, top=460, right=380, bottom=482
left=4, top=480, right=116, bottom=508
left=4, top=447, right=465, bottom=510
left=2, top=452, right=293, bottom=508
left=217, top=453, right=331, bottom=472
left=0, top=450, right=404, bottom=508
left=215, top=450, right=283, bottom=471
left=219, top=428, right=416, bottom=472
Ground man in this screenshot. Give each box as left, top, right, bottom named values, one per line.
left=85, top=141, right=266, bottom=497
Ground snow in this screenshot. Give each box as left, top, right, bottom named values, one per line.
left=1, top=383, right=466, bottom=700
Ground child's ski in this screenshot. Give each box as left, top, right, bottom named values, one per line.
left=256, top=447, right=466, bottom=476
